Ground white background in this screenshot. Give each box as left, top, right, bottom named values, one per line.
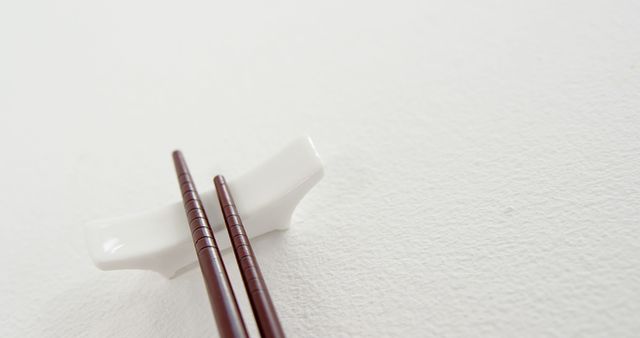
left=1, top=0, right=639, bottom=337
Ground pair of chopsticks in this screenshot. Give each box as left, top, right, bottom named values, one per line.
left=173, top=151, right=285, bottom=338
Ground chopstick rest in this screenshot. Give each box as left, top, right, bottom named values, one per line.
left=85, top=137, right=324, bottom=278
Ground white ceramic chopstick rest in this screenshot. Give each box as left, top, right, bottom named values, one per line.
left=84, top=137, right=324, bottom=278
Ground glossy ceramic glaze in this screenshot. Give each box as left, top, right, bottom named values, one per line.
left=84, top=137, right=324, bottom=278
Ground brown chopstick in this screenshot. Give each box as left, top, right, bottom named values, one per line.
left=214, top=175, right=286, bottom=338
left=172, top=151, right=249, bottom=338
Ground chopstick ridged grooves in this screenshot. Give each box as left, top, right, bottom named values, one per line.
left=214, top=175, right=286, bottom=338
left=172, top=151, right=248, bottom=338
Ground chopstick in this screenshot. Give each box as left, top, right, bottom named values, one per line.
left=214, top=175, right=286, bottom=338
left=172, top=151, right=249, bottom=338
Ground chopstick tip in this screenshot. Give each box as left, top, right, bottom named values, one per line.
left=172, top=150, right=184, bottom=161
left=213, top=175, right=226, bottom=185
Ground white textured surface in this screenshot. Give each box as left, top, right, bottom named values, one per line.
left=1, top=0, right=640, bottom=337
